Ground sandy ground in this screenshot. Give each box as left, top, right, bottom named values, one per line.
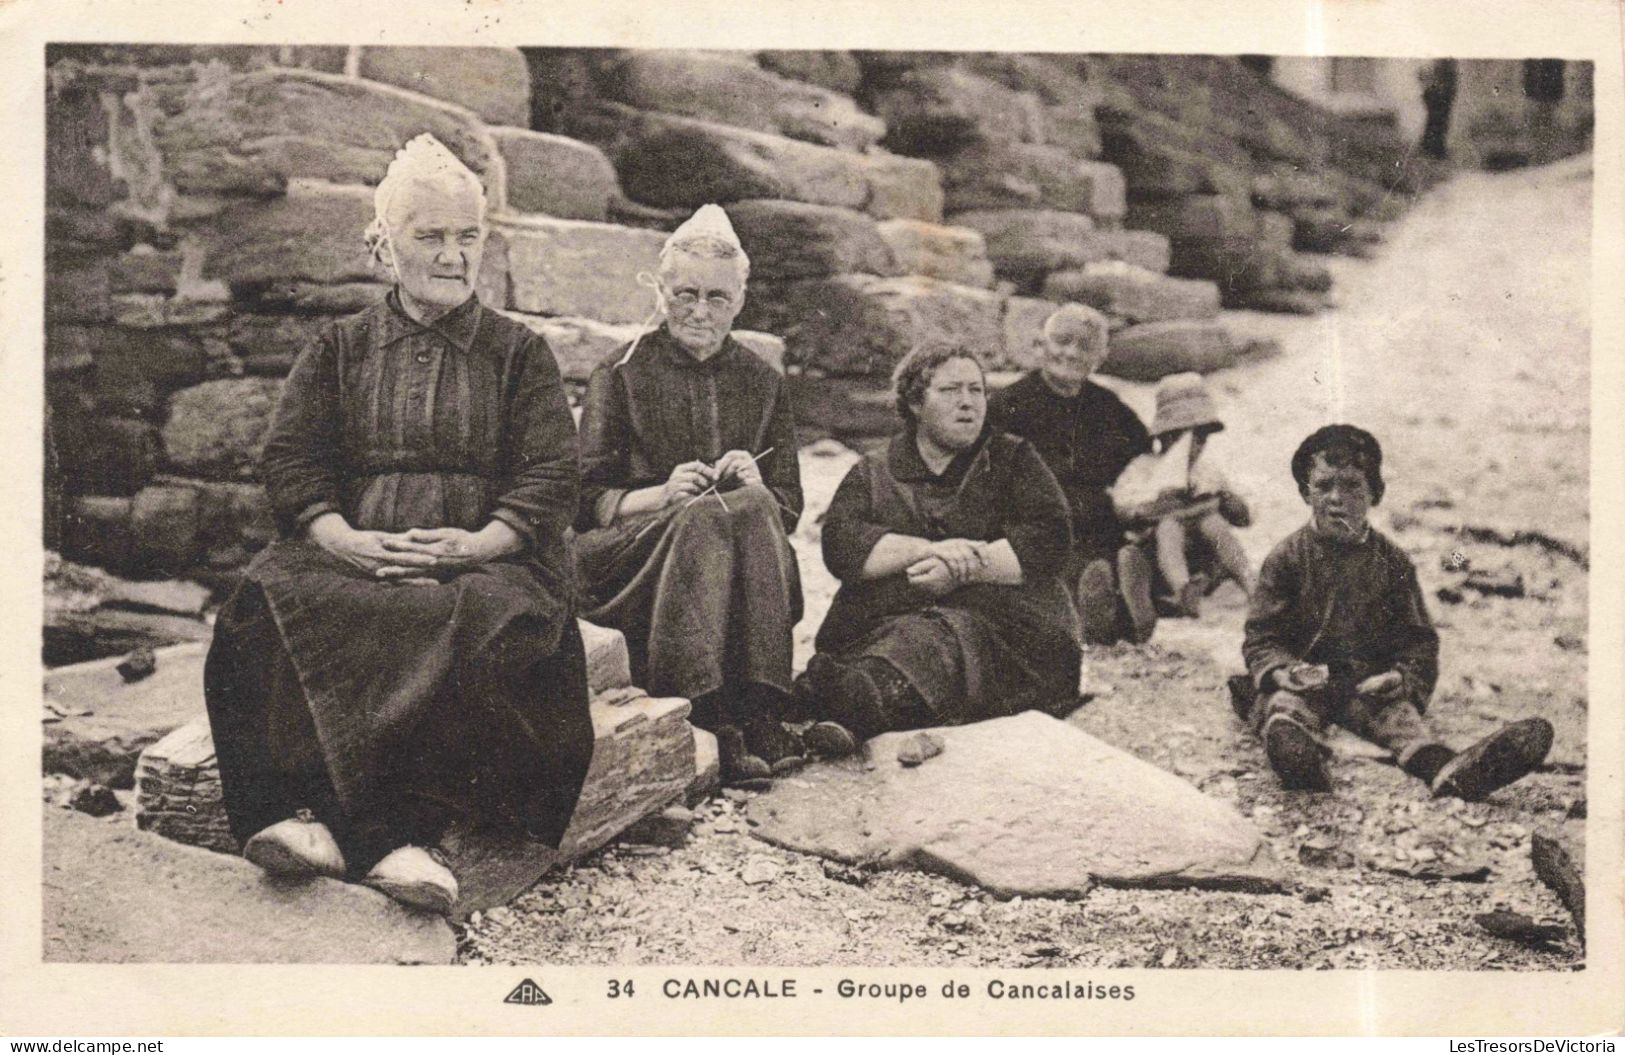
left=462, top=157, right=1593, bottom=970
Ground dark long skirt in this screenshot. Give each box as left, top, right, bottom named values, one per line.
left=816, top=579, right=1082, bottom=726
left=203, top=541, right=594, bottom=872
left=574, top=487, right=802, bottom=711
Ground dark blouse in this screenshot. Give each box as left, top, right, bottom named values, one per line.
left=1243, top=523, right=1440, bottom=706
left=575, top=325, right=802, bottom=534
left=821, top=428, right=1073, bottom=610
left=987, top=372, right=1150, bottom=548
left=260, top=291, right=579, bottom=590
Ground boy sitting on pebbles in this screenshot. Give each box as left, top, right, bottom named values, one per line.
left=1241, top=424, right=1552, bottom=799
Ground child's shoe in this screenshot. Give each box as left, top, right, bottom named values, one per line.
left=1263, top=713, right=1331, bottom=791
left=1431, top=718, right=1553, bottom=801
left=804, top=721, right=860, bottom=758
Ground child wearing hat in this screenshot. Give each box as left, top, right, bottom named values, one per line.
left=1112, top=372, right=1255, bottom=630
left=1241, top=424, right=1553, bottom=798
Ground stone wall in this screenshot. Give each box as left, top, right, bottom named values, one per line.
left=46, top=46, right=1422, bottom=586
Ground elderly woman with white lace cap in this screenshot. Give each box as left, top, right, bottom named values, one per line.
left=574, top=204, right=804, bottom=785
left=203, top=134, right=593, bottom=914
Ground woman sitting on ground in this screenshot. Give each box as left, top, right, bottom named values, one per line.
left=796, top=344, right=1083, bottom=755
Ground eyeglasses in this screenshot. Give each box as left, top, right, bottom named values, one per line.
left=668, top=290, right=736, bottom=311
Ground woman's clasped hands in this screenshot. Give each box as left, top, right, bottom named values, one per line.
left=906, top=538, right=987, bottom=597
left=308, top=514, right=523, bottom=586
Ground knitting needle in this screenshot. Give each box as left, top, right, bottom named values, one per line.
left=629, top=447, right=777, bottom=544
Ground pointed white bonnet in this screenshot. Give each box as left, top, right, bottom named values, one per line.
left=658, top=203, right=750, bottom=281
left=364, top=133, right=487, bottom=262
left=665, top=203, right=741, bottom=251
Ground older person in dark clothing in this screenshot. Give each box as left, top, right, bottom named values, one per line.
left=796, top=344, right=1081, bottom=756
left=204, top=135, right=593, bottom=914
left=988, top=303, right=1152, bottom=644
left=575, top=204, right=803, bottom=783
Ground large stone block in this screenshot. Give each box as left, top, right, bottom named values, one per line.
left=1041, top=261, right=1221, bottom=324
left=52, top=414, right=162, bottom=498
left=754, top=50, right=864, bottom=95
left=44, top=556, right=214, bottom=668
left=601, top=51, right=884, bottom=151
left=62, top=496, right=136, bottom=574
left=949, top=208, right=1095, bottom=285
left=147, top=67, right=503, bottom=201
left=43, top=807, right=454, bottom=964
left=199, top=182, right=378, bottom=287
left=161, top=377, right=283, bottom=481
left=609, top=107, right=871, bottom=212
left=91, top=328, right=210, bottom=397
left=897, top=221, right=1165, bottom=294
left=227, top=314, right=338, bottom=376
left=130, top=484, right=203, bottom=573
left=748, top=712, right=1282, bottom=896
left=1168, top=240, right=1288, bottom=298
left=189, top=480, right=277, bottom=553
left=743, top=274, right=1003, bottom=378
left=875, top=219, right=995, bottom=288
left=871, top=66, right=1047, bottom=155
left=46, top=258, right=113, bottom=325
left=1096, top=106, right=1253, bottom=202
left=505, top=313, right=644, bottom=383
left=357, top=46, right=531, bottom=127
left=496, top=215, right=666, bottom=324
left=941, top=143, right=1126, bottom=218
left=490, top=127, right=620, bottom=221
left=1126, top=195, right=1261, bottom=243
left=860, top=151, right=945, bottom=223
left=728, top=199, right=900, bottom=281
left=1103, top=320, right=1239, bottom=382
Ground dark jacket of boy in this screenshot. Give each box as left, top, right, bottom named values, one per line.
left=1243, top=523, right=1440, bottom=708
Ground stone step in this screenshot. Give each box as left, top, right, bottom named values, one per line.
left=949, top=208, right=1170, bottom=288
left=742, top=273, right=1003, bottom=379
left=45, top=619, right=634, bottom=788
left=355, top=46, right=531, bottom=129
left=489, top=127, right=621, bottom=222
left=875, top=219, right=996, bottom=289
left=44, top=806, right=454, bottom=964
left=728, top=199, right=901, bottom=282
left=599, top=51, right=885, bottom=153
left=1041, top=261, right=1221, bottom=325
left=587, top=104, right=943, bottom=223
left=135, top=691, right=709, bottom=916
left=1101, top=320, right=1240, bottom=382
